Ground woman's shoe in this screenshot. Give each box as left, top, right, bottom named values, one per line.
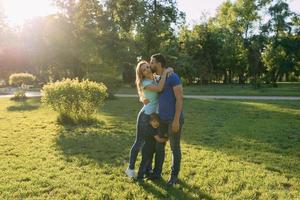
left=125, top=168, right=137, bottom=178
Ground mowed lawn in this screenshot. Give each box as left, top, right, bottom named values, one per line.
left=0, top=97, right=300, bottom=199
left=116, top=82, right=300, bottom=96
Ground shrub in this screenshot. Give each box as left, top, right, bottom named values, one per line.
left=42, top=78, right=108, bottom=123
left=9, top=73, right=36, bottom=87
left=10, top=89, right=27, bottom=101
left=9, top=73, right=36, bottom=100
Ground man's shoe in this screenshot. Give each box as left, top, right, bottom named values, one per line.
left=125, top=168, right=137, bottom=178
left=167, top=176, right=178, bottom=186
left=135, top=175, right=144, bottom=182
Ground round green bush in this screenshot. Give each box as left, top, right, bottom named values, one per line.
left=42, top=78, right=108, bottom=123
left=9, top=73, right=36, bottom=100
left=9, top=73, right=36, bottom=86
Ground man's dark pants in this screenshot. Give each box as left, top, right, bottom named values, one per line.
left=153, top=120, right=183, bottom=177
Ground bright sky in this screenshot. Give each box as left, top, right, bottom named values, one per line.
left=1, top=0, right=56, bottom=26
left=177, top=0, right=300, bottom=26
left=1, top=0, right=300, bottom=27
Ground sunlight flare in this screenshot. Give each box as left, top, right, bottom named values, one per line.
left=2, top=0, right=56, bottom=26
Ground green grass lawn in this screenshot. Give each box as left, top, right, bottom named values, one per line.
left=0, top=97, right=300, bottom=199
left=2, top=82, right=299, bottom=97
left=116, top=82, right=300, bottom=96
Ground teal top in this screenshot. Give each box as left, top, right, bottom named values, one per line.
left=141, top=79, right=158, bottom=115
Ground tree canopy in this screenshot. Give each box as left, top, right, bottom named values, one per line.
left=0, top=0, right=299, bottom=87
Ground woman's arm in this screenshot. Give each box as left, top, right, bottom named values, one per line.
left=144, top=68, right=173, bottom=92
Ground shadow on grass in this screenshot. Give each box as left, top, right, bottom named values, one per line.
left=51, top=98, right=138, bottom=167
left=56, top=115, right=106, bottom=127
left=55, top=121, right=209, bottom=198
left=55, top=122, right=134, bottom=167
left=137, top=179, right=213, bottom=200
left=7, top=104, right=39, bottom=111
left=7, top=98, right=41, bottom=111
left=183, top=99, right=300, bottom=178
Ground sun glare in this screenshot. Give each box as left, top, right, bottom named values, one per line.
left=2, top=0, right=56, bottom=26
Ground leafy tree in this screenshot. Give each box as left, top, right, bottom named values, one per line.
left=260, top=0, right=297, bottom=85
left=9, top=73, right=36, bottom=99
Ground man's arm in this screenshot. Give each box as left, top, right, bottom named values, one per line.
left=172, top=84, right=183, bottom=133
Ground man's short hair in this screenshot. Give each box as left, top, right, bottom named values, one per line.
left=150, top=113, right=160, bottom=122
left=151, top=53, right=166, bottom=68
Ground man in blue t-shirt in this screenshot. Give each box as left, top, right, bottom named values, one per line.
left=150, top=53, right=184, bottom=185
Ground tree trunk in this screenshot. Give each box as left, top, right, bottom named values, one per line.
left=228, top=70, right=232, bottom=84
left=238, top=74, right=245, bottom=84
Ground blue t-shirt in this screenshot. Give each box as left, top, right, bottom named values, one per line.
left=158, top=73, right=184, bottom=122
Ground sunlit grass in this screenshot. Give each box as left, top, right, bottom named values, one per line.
left=0, top=97, right=299, bottom=199
left=116, top=82, right=300, bottom=96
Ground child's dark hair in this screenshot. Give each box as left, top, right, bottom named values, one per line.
left=150, top=113, right=160, bottom=122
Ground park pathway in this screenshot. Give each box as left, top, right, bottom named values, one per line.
left=1, top=91, right=300, bottom=100
left=115, top=94, right=300, bottom=100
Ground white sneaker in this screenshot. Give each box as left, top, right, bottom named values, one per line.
left=125, top=168, right=137, bottom=178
